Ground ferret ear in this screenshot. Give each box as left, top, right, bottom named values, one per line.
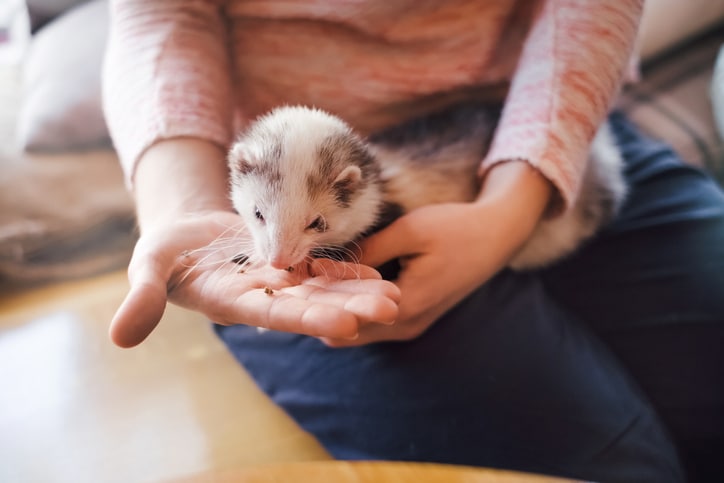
left=236, top=159, right=254, bottom=175
left=333, top=165, right=362, bottom=188
left=332, top=165, right=362, bottom=206
left=228, top=142, right=254, bottom=175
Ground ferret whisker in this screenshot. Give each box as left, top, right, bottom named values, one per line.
left=331, top=244, right=361, bottom=265
left=181, top=229, right=251, bottom=259
left=340, top=243, right=362, bottom=266
left=181, top=240, right=251, bottom=272
left=235, top=256, right=264, bottom=274
left=209, top=249, right=262, bottom=291
left=175, top=252, right=231, bottom=288
left=346, top=239, right=362, bottom=263
left=173, top=226, right=257, bottom=289
left=311, top=245, right=363, bottom=280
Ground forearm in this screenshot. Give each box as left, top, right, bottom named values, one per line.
left=103, top=0, right=234, bottom=186
left=483, top=0, right=643, bottom=211
left=133, top=138, right=233, bottom=232
left=474, top=160, right=553, bottom=256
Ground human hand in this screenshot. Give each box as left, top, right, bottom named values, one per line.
left=109, top=210, right=400, bottom=347
left=319, top=161, right=552, bottom=347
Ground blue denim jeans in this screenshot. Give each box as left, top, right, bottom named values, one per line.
left=215, top=112, right=724, bottom=482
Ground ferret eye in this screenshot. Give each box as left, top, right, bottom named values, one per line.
left=306, top=216, right=327, bottom=232
left=254, top=207, right=265, bottom=223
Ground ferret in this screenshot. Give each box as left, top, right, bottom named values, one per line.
left=227, top=105, right=626, bottom=272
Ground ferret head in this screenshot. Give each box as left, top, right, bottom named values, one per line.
left=228, top=106, right=382, bottom=269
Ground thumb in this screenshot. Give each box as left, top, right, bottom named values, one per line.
left=358, top=217, right=422, bottom=268
left=109, top=258, right=169, bottom=348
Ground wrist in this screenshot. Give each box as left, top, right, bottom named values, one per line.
left=474, top=160, right=554, bottom=244
left=133, top=138, right=233, bottom=231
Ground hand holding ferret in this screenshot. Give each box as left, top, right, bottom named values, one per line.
left=319, top=160, right=552, bottom=347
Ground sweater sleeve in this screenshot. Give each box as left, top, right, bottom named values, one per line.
left=102, top=0, right=234, bottom=186
left=481, top=0, right=643, bottom=213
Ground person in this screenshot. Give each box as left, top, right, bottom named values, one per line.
left=103, top=1, right=724, bottom=481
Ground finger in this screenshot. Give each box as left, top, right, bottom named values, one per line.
left=303, top=268, right=401, bottom=301
left=317, top=315, right=421, bottom=348
left=319, top=298, right=440, bottom=348
left=218, top=289, right=361, bottom=339
left=393, top=257, right=450, bottom=323
left=109, top=262, right=169, bottom=348
left=357, top=217, right=423, bottom=268
left=321, top=259, right=449, bottom=347
left=283, top=282, right=399, bottom=324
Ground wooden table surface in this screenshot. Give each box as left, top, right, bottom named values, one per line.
left=170, top=461, right=581, bottom=483
left=1, top=272, right=581, bottom=483
left=0, top=271, right=330, bottom=483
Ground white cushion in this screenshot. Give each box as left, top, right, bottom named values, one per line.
left=16, top=0, right=110, bottom=152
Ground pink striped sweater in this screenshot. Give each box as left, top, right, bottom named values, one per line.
left=103, top=0, right=643, bottom=211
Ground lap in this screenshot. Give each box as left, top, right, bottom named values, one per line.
left=215, top=271, right=682, bottom=482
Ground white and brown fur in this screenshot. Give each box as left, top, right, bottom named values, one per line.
left=228, top=105, right=626, bottom=271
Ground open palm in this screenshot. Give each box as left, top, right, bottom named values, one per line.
left=109, top=210, right=400, bottom=347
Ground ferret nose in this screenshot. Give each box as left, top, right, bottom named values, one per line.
left=269, top=255, right=293, bottom=270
